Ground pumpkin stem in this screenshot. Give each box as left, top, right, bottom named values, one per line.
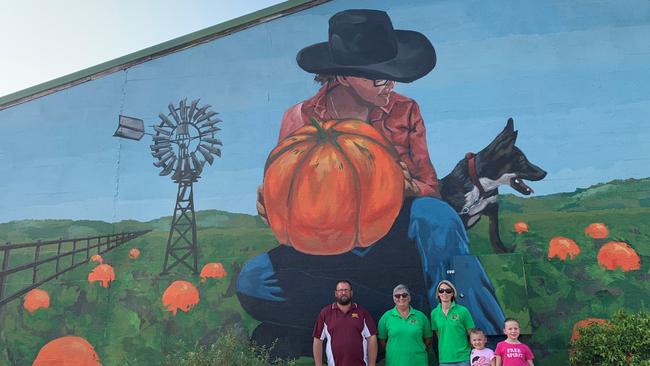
left=309, top=117, right=328, bottom=140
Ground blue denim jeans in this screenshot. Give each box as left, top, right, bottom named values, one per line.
left=408, top=197, right=505, bottom=333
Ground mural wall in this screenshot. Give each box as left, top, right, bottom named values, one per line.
left=1, top=0, right=649, bottom=365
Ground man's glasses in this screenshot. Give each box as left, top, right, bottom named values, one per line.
left=373, top=79, right=390, bottom=87
left=394, top=293, right=409, bottom=299
left=438, top=288, right=454, bottom=294
left=336, top=289, right=351, bottom=293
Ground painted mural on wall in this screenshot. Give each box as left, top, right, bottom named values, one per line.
left=0, top=1, right=648, bottom=365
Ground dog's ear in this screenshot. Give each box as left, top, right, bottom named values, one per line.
left=483, top=118, right=518, bottom=155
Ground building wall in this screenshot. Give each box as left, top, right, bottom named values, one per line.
left=0, top=0, right=648, bottom=364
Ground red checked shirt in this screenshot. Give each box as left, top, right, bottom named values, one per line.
left=313, top=302, right=378, bottom=366
left=278, top=81, right=440, bottom=197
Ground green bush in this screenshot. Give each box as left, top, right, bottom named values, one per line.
left=163, top=328, right=296, bottom=366
left=569, top=310, right=650, bottom=366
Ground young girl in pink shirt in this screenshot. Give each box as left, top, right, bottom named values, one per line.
left=495, top=318, right=534, bottom=366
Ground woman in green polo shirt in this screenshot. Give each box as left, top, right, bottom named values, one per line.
left=378, top=284, right=433, bottom=366
left=430, top=280, right=476, bottom=366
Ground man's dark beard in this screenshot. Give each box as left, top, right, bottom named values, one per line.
left=336, top=296, right=351, bottom=305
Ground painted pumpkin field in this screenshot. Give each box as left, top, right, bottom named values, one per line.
left=0, top=178, right=648, bottom=365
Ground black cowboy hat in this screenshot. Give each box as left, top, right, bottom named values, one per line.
left=297, top=9, right=436, bottom=83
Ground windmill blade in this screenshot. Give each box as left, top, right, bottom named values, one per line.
left=200, top=143, right=221, bottom=157
left=158, top=113, right=175, bottom=128
left=196, top=111, right=218, bottom=124
left=154, top=151, right=174, bottom=167
left=153, top=126, right=172, bottom=136
left=160, top=156, right=176, bottom=176
left=179, top=99, right=188, bottom=123
left=202, top=137, right=222, bottom=146
left=168, top=103, right=181, bottom=124
left=153, top=135, right=171, bottom=142
left=187, top=99, right=199, bottom=121
left=190, top=152, right=203, bottom=175
left=150, top=142, right=171, bottom=150
left=152, top=148, right=172, bottom=158
left=200, top=127, right=221, bottom=135
left=198, top=145, right=214, bottom=165
left=200, top=118, right=222, bottom=128
left=192, top=104, right=212, bottom=121
left=171, top=156, right=184, bottom=181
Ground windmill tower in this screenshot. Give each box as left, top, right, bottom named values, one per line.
left=114, top=99, right=222, bottom=274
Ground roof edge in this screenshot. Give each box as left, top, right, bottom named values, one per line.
left=0, top=0, right=326, bottom=110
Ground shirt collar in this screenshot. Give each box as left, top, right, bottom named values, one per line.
left=390, top=306, right=414, bottom=318
left=436, top=301, right=457, bottom=311
left=331, top=302, right=358, bottom=311
left=304, top=80, right=397, bottom=122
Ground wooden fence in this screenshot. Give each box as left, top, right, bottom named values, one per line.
left=0, top=229, right=151, bottom=308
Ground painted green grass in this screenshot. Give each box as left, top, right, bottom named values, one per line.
left=0, top=179, right=648, bottom=365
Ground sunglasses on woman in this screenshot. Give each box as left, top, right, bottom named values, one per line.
left=393, top=293, right=409, bottom=299
left=438, top=288, right=454, bottom=294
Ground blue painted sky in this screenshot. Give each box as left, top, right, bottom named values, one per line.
left=1, top=0, right=649, bottom=223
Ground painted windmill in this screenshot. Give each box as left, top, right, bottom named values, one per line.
left=113, top=99, right=222, bottom=274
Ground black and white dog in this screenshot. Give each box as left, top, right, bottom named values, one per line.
left=440, top=118, right=547, bottom=253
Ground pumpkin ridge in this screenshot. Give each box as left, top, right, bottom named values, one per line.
left=264, top=135, right=317, bottom=172
left=334, top=134, right=363, bottom=247
left=284, top=141, right=324, bottom=246
left=335, top=130, right=399, bottom=159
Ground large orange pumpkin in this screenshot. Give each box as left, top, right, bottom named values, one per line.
left=263, top=118, right=404, bottom=255
left=24, top=289, right=50, bottom=313
left=33, top=336, right=102, bottom=366
left=162, top=280, right=200, bottom=315
left=200, top=262, right=227, bottom=283
left=584, top=223, right=609, bottom=239
left=597, top=241, right=640, bottom=271
left=548, top=236, right=581, bottom=261
left=87, top=264, right=115, bottom=288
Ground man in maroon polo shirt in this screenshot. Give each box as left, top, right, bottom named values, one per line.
left=313, top=280, right=378, bottom=366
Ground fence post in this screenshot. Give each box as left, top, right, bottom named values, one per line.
left=33, top=241, right=41, bottom=285
left=55, top=240, right=62, bottom=279
left=71, top=240, right=76, bottom=266
left=0, top=244, right=10, bottom=301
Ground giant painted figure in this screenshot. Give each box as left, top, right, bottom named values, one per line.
left=236, top=9, right=542, bottom=357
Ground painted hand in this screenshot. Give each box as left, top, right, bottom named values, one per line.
left=256, top=185, right=269, bottom=226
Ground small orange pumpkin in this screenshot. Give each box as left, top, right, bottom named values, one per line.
left=263, top=118, right=404, bottom=255
left=548, top=236, right=581, bottom=261
left=200, top=262, right=227, bottom=283
left=597, top=241, right=640, bottom=271
left=128, top=248, right=140, bottom=259
left=514, top=222, right=529, bottom=234
left=90, top=254, right=103, bottom=264
left=584, top=223, right=609, bottom=239
left=87, top=264, right=115, bottom=288
left=162, top=280, right=200, bottom=315
left=33, top=336, right=101, bottom=366
left=570, top=318, right=608, bottom=342
left=24, top=289, right=50, bottom=313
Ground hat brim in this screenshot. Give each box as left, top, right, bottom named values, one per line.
left=296, top=30, right=436, bottom=83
